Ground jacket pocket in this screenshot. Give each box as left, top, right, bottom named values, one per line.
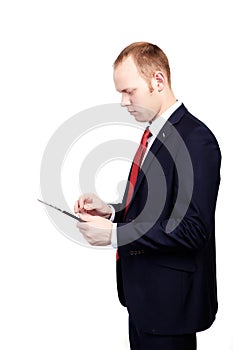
left=151, top=253, right=196, bottom=272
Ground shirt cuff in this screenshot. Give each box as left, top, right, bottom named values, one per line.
left=107, top=204, right=117, bottom=248
left=108, top=204, right=115, bottom=222
left=111, top=223, right=118, bottom=248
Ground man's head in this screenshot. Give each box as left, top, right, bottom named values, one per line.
left=113, top=42, right=175, bottom=122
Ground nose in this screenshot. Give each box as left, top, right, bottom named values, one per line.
left=121, top=93, right=131, bottom=107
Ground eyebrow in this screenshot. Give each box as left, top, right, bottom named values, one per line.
left=117, top=88, right=135, bottom=93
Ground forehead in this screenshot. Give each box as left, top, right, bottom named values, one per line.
left=113, top=56, right=142, bottom=91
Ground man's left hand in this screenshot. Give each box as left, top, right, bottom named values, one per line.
left=77, top=213, right=113, bottom=246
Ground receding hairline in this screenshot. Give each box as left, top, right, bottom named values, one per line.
left=113, top=42, right=171, bottom=86
left=114, top=54, right=139, bottom=71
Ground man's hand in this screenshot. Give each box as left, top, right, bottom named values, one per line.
left=74, top=193, right=112, bottom=218
left=77, top=213, right=113, bottom=246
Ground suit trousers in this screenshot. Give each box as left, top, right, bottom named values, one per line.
left=129, top=318, right=197, bottom=350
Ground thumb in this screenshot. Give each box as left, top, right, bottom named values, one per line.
left=83, top=203, right=94, bottom=210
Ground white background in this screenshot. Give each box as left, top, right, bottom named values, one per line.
left=1, top=0, right=233, bottom=349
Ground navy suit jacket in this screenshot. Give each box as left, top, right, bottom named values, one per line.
left=112, top=104, right=221, bottom=335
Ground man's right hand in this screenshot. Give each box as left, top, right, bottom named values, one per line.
left=74, top=193, right=112, bottom=219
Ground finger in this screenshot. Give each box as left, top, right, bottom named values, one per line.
left=78, top=195, right=86, bottom=210
left=74, top=198, right=83, bottom=214
left=83, top=203, right=94, bottom=210
left=75, top=195, right=88, bottom=213
left=78, top=212, right=97, bottom=222
left=80, top=194, right=94, bottom=210
left=74, top=200, right=80, bottom=213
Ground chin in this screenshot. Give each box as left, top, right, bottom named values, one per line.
left=134, top=114, right=148, bottom=122
left=131, top=108, right=154, bottom=122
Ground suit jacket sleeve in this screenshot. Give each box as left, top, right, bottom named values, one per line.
left=109, top=203, right=124, bottom=223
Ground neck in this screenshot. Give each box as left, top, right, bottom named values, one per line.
left=150, top=90, right=177, bottom=123
left=159, top=89, right=177, bottom=115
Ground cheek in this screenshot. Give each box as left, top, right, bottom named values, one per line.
left=133, top=91, right=148, bottom=105
left=133, top=92, right=153, bottom=110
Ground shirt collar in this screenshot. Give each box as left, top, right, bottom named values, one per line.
left=148, top=100, right=182, bottom=137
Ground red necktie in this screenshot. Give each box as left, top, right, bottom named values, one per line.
left=116, top=127, right=151, bottom=261
left=124, top=127, right=152, bottom=216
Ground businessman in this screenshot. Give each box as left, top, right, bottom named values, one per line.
left=74, top=42, right=221, bottom=349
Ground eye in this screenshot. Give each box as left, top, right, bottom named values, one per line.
left=127, top=89, right=135, bottom=95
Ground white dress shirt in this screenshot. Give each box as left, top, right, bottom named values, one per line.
left=110, top=100, right=182, bottom=248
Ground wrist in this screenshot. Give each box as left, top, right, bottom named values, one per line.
left=103, top=204, right=113, bottom=219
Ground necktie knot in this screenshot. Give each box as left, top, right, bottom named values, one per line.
left=141, top=127, right=152, bottom=148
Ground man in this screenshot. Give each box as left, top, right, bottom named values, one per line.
left=74, top=42, right=221, bottom=350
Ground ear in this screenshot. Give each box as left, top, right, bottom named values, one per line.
left=151, top=71, right=166, bottom=92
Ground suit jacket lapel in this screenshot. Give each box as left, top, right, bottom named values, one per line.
left=123, top=104, right=188, bottom=214
left=132, top=120, right=173, bottom=198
